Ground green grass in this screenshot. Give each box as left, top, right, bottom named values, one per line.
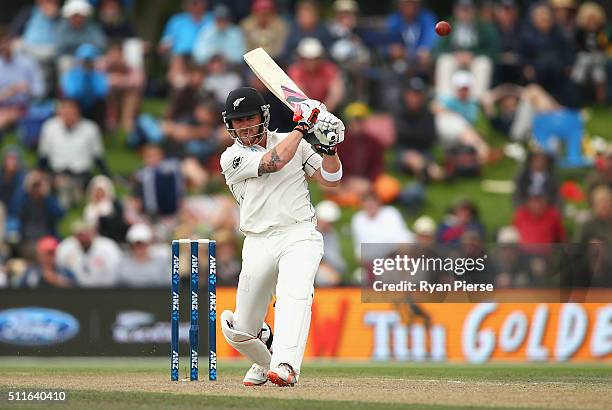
left=1, top=359, right=611, bottom=409
left=1, top=390, right=530, bottom=410
left=2, top=358, right=611, bottom=383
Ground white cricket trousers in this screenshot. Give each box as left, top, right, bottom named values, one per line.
left=233, top=221, right=324, bottom=376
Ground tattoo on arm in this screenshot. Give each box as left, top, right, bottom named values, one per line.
left=258, top=148, right=283, bottom=175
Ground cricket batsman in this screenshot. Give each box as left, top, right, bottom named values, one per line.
left=219, top=87, right=344, bottom=386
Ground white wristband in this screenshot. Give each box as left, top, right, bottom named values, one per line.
left=321, top=163, right=343, bottom=182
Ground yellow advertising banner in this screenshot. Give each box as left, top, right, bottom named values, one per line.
left=216, top=288, right=612, bottom=362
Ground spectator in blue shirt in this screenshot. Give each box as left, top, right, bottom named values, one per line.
left=159, top=0, right=213, bottom=91
left=60, top=44, right=109, bottom=128
left=0, top=146, right=27, bottom=215
left=11, top=171, right=65, bottom=260
left=0, top=29, right=45, bottom=135
left=192, top=5, right=246, bottom=65
left=159, top=0, right=213, bottom=56
left=282, top=0, right=332, bottom=64
left=432, top=70, right=490, bottom=163
left=133, top=144, right=185, bottom=218
left=16, top=0, right=61, bottom=64
left=56, top=0, right=107, bottom=56
left=438, top=72, right=480, bottom=126
left=386, top=0, right=438, bottom=72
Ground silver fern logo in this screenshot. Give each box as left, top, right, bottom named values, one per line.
left=233, top=97, right=246, bottom=109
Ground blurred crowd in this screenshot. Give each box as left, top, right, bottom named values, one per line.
left=0, top=0, right=611, bottom=289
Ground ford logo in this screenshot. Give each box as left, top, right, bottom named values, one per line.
left=0, top=308, right=79, bottom=346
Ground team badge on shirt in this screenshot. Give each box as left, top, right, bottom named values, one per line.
left=232, top=156, right=243, bottom=169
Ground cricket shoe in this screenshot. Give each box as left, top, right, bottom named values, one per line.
left=267, top=363, right=296, bottom=387
left=243, top=363, right=269, bottom=386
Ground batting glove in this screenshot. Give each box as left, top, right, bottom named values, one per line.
left=293, top=99, right=326, bottom=135
left=313, top=111, right=345, bottom=146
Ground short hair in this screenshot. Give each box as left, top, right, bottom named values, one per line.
left=58, top=97, right=81, bottom=109
left=297, top=0, right=318, bottom=12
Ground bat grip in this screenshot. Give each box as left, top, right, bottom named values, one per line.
left=293, top=106, right=320, bottom=126
left=309, top=108, right=320, bottom=124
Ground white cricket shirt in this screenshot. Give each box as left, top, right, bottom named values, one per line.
left=220, top=130, right=323, bottom=235
left=38, top=117, right=104, bottom=174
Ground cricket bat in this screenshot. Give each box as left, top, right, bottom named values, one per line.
left=243, top=48, right=309, bottom=114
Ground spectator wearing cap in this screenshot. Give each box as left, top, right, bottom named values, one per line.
left=413, top=215, right=437, bottom=248
left=19, top=236, right=77, bottom=288
left=519, top=3, right=575, bottom=103
left=281, top=0, right=332, bottom=64
left=437, top=199, right=485, bottom=245
left=287, top=38, right=345, bottom=113
left=394, top=77, right=443, bottom=182
left=60, top=43, right=109, bottom=128
left=431, top=70, right=490, bottom=163
left=240, top=0, right=289, bottom=59
left=386, top=0, right=438, bottom=73
left=38, top=98, right=110, bottom=206
left=84, top=175, right=128, bottom=243
left=513, top=149, right=560, bottom=208
left=327, top=0, right=370, bottom=101
left=192, top=5, right=245, bottom=66
left=56, top=0, right=106, bottom=61
left=116, top=223, right=168, bottom=287
left=492, top=0, right=523, bottom=85
left=489, top=225, right=530, bottom=288
left=572, top=2, right=609, bottom=103
left=56, top=219, right=122, bottom=287
left=351, top=190, right=415, bottom=264
left=513, top=185, right=566, bottom=246
left=315, top=200, right=346, bottom=286
left=0, top=29, right=45, bottom=135
left=332, top=102, right=384, bottom=206
left=10, top=170, right=64, bottom=260
left=434, top=0, right=499, bottom=99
